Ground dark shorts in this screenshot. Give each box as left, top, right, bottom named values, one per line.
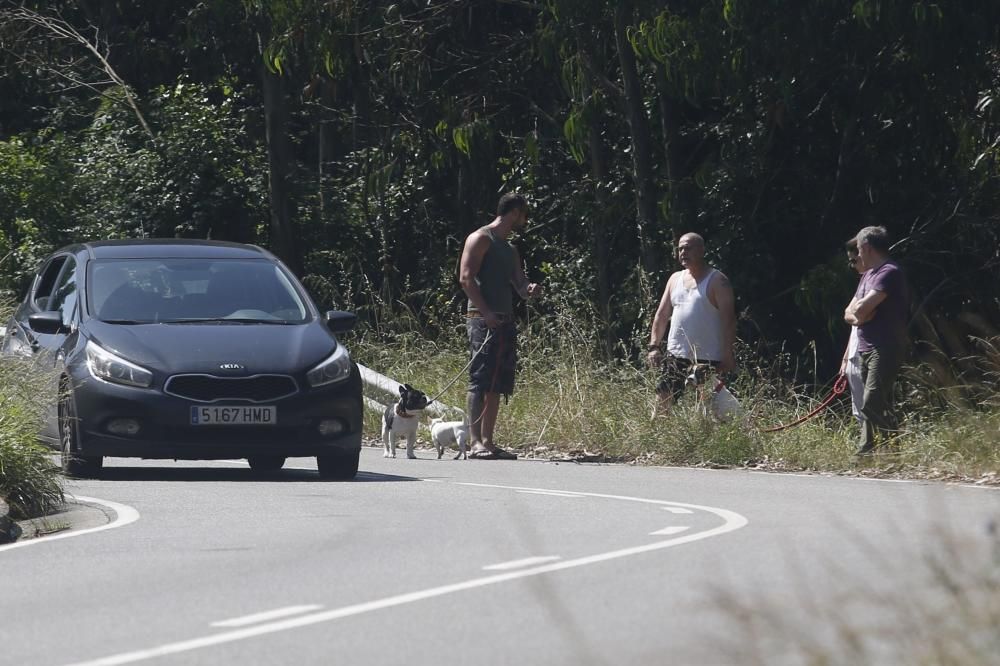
left=468, top=317, right=518, bottom=397
left=657, top=355, right=719, bottom=401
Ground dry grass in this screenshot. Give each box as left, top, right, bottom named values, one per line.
left=348, top=322, right=1000, bottom=482
left=708, top=519, right=1000, bottom=665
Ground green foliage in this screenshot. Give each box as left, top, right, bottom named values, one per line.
left=72, top=80, right=267, bottom=242
left=0, top=135, right=78, bottom=294
left=0, top=301, right=63, bottom=519
left=2, top=0, right=1000, bottom=386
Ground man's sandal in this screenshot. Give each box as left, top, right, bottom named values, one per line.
left=469, top=448, right=499, bottom=460
left=469, top=447, right=518, bottom=460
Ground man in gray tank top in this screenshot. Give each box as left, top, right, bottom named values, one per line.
left=458, top=193, right=542, bottom=459
left=647, top=233, right=737, bottom=415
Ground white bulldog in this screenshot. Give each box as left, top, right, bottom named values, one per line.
left=430, top=418, right=470, bottom=460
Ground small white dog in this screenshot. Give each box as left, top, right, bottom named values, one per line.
left=430, top=418, right=470, bottom=460
left=686, top=364, right=743, bottom=422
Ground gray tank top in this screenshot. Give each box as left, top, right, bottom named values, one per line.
left=469, top=228, right=514, bottom=315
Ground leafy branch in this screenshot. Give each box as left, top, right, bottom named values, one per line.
left=0, top=7, right=154, bottom=140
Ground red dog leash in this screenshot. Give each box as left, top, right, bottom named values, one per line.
left=760, top=374, right=849, bottom=433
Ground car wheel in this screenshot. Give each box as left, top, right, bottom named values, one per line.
left=247, top=456, right=285, bottom=472
left=317, top=450, right=359, bottom=480
left=58, top=387, right=103, bottom=478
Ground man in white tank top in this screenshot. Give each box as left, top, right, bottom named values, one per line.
left=647, top=233, right=737, bottom=414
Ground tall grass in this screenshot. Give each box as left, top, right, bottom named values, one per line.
left=709, top=518, right=1000, bottom=665
left=347, top=303, right=1000, bottom=481
left=0, top=351, right=64, bottom=519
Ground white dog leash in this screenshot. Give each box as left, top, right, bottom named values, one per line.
left=425, top=328, right=493, bottom=406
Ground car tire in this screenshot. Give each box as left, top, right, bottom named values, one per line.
left=248, top=456, right=285, bottom=472
left=58, top=387, right=103, bottom=478
left=316, top=450, right=359, bottom=480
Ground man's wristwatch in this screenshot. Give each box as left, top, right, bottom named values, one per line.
left=647, top=344, right=661, bottom=352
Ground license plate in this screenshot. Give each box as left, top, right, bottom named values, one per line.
left=191, top=406, right=276, bottom=425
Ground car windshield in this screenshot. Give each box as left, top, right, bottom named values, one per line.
left=88, top=258, right=310, bottom=324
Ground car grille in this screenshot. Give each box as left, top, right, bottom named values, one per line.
left=164, top=374, right=299, bottom=403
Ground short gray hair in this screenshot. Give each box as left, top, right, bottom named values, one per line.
left=856, top=226, right=890, bottom=253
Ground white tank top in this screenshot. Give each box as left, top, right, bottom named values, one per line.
left=666, top=269, right=724, bottom=362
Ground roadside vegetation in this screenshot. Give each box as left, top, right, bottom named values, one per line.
left=0, top=302, right=64, bottom=519
left=351, top=299, right=1000, bottom=484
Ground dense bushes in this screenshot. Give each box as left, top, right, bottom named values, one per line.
left=0, top=303, right=62, bottom=519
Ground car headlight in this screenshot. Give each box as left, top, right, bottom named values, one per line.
left=306, top=344, right=352, bottom=387
left=85, top=340, right=153, bottom=388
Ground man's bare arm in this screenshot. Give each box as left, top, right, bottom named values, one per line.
left=649, top=274, right=675, bottom=351
left=510, top=245, right=541, bottom=299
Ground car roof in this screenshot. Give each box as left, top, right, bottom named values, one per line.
left=76, top=239, right=275, bottom=261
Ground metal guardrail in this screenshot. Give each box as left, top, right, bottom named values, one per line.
left=357, top=363, right=465, bottom=420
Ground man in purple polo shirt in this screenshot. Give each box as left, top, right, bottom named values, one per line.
left=844, top=226, right=910, bottom=454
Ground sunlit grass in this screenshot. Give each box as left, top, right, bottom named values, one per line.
left=0, top=355, right=64, bottom=519
left=348, top=320, right=1000, bottom=481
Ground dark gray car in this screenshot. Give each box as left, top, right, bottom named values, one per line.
left=1, top=239, right=363, bottom=479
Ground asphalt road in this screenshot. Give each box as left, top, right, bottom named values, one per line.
left=2, top=447, right=997, bottom=666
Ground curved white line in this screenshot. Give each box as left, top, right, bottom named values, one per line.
left=0, top=495, right=139, bottom=552
left=67, top=484, right=747, bottom=666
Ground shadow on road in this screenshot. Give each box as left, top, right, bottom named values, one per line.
left=88, top=466, right=419, bottom=483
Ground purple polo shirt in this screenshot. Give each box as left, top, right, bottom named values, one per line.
left=855, top=260, right=908, bottom=353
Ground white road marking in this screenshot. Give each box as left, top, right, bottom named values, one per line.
left=67, top=484, right=747, bottom=666
left=483, top=556, right=561, bottom=571
left=212, top=606, right=323, bottom=628
left=0, top=496, right=139, bottom=553
left=516, top=489, right=584, bottom=498
left=662, top=507, right=693, bottom=514
left=204, top=457, right=1000, bottom=492
left=649, top=526, right=690, bottom=536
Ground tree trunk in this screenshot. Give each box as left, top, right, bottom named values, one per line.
left=614, top=0, right=660, bottom=273
left=583, top=89, right=614, bottom=357
left=654, top=61, right=691, bottom=248
left=260, top=60, right=300, bottom=274
left=316, top=78, right=339, bottom=225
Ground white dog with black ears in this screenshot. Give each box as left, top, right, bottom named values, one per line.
left=686, top=363, right=742, bottom=421
left=430, top=418, right=470, bottom=460
left=382, top=384, right=430, bottom=459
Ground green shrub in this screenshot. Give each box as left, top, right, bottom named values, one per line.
left=0, top=354, right=63, bottom=519
left=0, top=297, right=63, bottom=519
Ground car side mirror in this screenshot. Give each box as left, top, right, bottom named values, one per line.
left=325, top=310, right=357, bottom=333
left=28, top=311, right=68, bottom=335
